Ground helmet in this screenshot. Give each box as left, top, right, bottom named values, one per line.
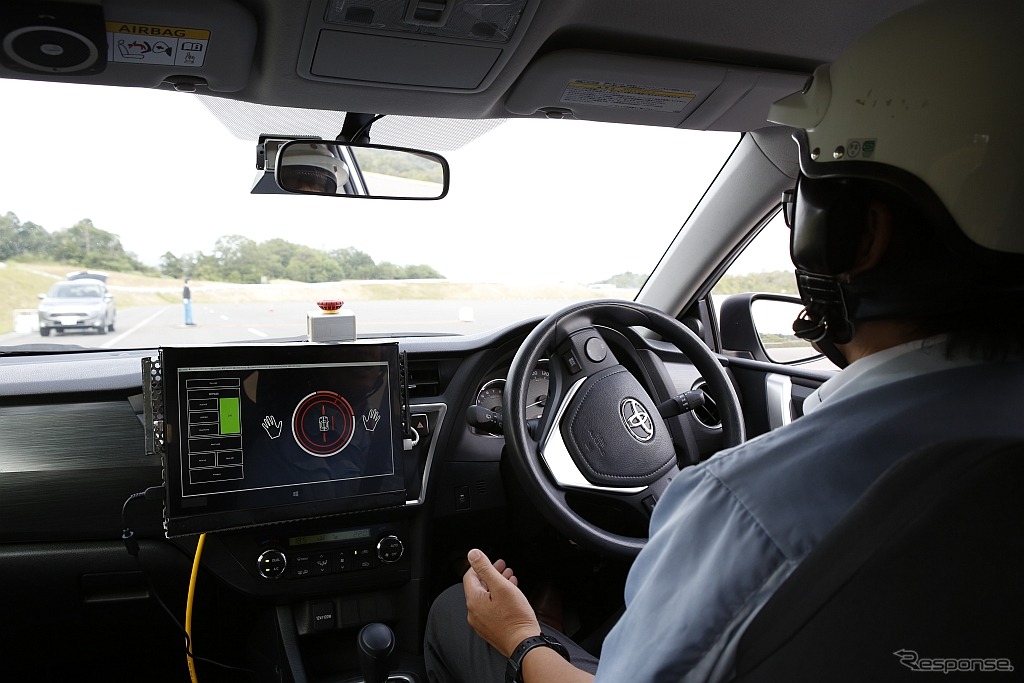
left=278, top=143, right=349, bottom=194
left=769, top=0, right=1024, bottom=256
left=766, top=0, right=1024, bottom=358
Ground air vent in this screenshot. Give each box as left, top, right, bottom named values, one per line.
left=406, top=359, right=442, bottom=398
left=691, top=379, right=721, bottom=429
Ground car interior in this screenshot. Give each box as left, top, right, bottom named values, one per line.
left=1, top=0, right=1017, bottom=681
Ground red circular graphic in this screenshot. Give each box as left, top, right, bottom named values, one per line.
left=291, top=391, right=355, bottom=457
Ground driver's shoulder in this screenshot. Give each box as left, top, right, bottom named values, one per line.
left=691, top=399, right=906, bottom=556
left=693, top=357, right=1024, bottom=558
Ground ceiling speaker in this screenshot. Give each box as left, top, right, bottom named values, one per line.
left=1, top=1, right=106, bottom=75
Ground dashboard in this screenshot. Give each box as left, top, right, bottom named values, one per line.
left=0, top=318, right=721, bottom=554
left=0, top=317, right=730, bottom=680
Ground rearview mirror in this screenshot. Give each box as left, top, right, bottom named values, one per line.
left=258, top=139, right=449, bottom=199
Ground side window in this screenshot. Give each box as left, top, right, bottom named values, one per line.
left=712, top=212, right=796, bottom=300
left=712, top=212, right=838, bottom=370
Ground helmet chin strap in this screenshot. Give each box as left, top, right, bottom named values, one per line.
left=790, top=268, right=857, bottom=369
left=792, top=264, right=969, bottom=371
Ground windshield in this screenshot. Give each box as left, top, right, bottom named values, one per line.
left=0, top=78, right=739, bottom=349
left=47, top=283, right=105, bottom=298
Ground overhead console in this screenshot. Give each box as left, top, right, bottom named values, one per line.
left=296, top=0, right=540, bottom=91
left=147, top=343, right=406, bottom=537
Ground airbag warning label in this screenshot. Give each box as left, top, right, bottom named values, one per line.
left=561, top=80, right=697, bottom=113
left=106, top=22, right=209, bottom=67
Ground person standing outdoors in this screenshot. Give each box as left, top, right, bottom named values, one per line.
left=183, top=278, right=195, bottom=326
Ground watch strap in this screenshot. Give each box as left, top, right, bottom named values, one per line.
left=504, top=633, right=570, bottom=683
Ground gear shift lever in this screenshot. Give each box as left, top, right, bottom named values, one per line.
left=358, top=622, right=395, bottom=683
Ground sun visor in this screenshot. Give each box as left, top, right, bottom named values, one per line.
left=0, top=0, right=256, bottom=92
left=505, top=50, right=807, bottom=132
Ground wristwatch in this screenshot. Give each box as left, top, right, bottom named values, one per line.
left=505, top=633, right=570, bottom=683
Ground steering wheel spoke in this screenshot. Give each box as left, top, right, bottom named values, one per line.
left=505, top=300, right=745, bottom=557
left=528, top=323, right=615, bottom=444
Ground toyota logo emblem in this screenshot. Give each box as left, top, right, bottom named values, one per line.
left=620, top=398, right=654, bottom=443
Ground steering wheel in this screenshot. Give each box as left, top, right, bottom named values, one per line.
left=504, top=299, right=745, bottom=557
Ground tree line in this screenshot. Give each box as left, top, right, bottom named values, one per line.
left=1, top=213, right=155, bottom=274
left=0, top=211, right=442, bottom=283
left=711, top=270, right=798, bottom=296
left=159, top=234, right=443, bottom=283
left=597, top=270, right=798, bottom=295
left=2, top=210, right=795, bottom=290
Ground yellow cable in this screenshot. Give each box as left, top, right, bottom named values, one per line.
left=186, top=532, right=207, bottom=683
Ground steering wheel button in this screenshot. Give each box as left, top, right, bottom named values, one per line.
left=585, top=337, right=608, bottom=362
left=562, top=351, right=582, bottom=374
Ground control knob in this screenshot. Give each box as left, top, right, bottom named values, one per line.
left=377, top=535, right=404, bottom=564
left=257, top=548, right=287, bottom=579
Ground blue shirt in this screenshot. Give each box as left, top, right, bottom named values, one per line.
left=595, top=341, right=1024, bottom=682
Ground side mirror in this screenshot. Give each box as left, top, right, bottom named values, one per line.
left=720, top=293, right=824, bottom=365
left=252, top=138, right=449, bottom=199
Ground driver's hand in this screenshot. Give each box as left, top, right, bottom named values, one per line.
left=463, top=548, right=541, bottom=658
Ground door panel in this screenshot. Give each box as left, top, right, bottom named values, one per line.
left=725, top=358, right=833, bottom=439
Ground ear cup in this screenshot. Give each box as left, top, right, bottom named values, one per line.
left=0, top=1, right=106, bottom=75
left=790, top=177, right=867, bottom=276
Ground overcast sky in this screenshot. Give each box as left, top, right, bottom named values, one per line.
left=0, top=78, right=786, bottom=284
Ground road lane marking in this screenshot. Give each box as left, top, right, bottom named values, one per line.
left=101, top=307, right=170, bottom=348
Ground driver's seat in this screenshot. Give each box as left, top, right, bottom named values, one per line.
left=734, top=438, right=1023, bottom=681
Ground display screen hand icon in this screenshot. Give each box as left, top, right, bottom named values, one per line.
left=362, top=409, right=381, bottom=432
left=263, top=415, right=284, bottom=439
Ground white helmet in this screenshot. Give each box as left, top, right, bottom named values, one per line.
left=769, top=0, right=1024, bottom=256
left=278, top=143, right=349, bottom=194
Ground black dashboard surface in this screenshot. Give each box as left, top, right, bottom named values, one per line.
left=0, top=320, right=720, bottom=588
left=0, top=327, right=527, bottom=542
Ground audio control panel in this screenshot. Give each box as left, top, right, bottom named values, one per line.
left=256, top=523, right=407, bottom=580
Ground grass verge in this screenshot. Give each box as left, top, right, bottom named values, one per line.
left=1, top=262, right=610, bottom=335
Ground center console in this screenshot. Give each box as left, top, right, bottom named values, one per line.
left=143, top=343, right=444, bottom=681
